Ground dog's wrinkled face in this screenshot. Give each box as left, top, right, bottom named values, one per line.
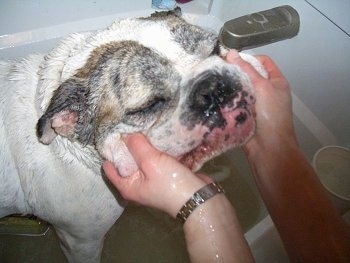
left=37, top=9, right=261, bottom=176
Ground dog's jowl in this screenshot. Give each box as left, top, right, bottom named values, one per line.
left=0, top=8, right=265, bottom=263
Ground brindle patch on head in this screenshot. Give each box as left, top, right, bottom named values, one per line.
left=88, top=39, right=182, bottom=140
left=170, top=23, right=218, bottom=57
left=210, top=40, right=222, bottom=56
left=142, top=6, right=182, bottom=20
left=34, top=7, right=261, bottom=179
left=142, top=6, right=222, bottom=59
left=37, top=39, right=181, bottom=147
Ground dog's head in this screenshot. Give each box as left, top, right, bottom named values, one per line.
left=37, top=8, right=264, bottom=176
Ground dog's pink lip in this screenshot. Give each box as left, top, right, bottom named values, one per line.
left=178, top=141, right=216, bottom=171
left=178, top=107, right=255, bottom=171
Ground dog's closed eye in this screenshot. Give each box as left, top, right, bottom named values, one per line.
left=126, top=97, right=168, bottom=117
left=122, top=97, right=169, bottom=127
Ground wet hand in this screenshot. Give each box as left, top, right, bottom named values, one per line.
left=103, top=133, right=210, bottom=217
left=225, top=50, right=297, bottom=155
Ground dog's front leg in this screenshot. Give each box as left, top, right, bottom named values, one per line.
left=55, top=227, right=104, bottom=263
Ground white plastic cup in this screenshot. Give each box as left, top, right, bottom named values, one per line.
left=313, top=146, right=350, bottom=215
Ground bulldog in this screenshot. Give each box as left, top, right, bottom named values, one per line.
left=0, top=8, right=266, bottom=263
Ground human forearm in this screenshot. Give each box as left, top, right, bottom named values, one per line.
left=225, top=51, right=350, bottom=262
left=104, top=133, right=255, bottom=262
left=183, top=194, right=254, bottom=263
left=244, top=138, right=350, bottom=262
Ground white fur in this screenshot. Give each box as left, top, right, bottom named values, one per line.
left=0, top=17, right=200, bottom=263
left=0, top=15, right=266, bottom=263
left=0, top=55, right=124, bottom=263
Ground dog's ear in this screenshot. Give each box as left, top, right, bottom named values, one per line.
left=37, top=78, right=89, bottom=145
left=37, top=110, right=79, bottom=145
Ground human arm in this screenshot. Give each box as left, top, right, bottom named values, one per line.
left=103, top=133, right=254, bottom=263
left=226, top=50, right=350, bottom=262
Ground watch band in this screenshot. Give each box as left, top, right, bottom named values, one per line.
left=176, top=182, right=225, bottom=224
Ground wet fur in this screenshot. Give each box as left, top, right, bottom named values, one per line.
left=0, top=8, right=265, bottom=263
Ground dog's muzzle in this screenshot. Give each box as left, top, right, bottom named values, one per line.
left=181, top=69, right=249, bottom=131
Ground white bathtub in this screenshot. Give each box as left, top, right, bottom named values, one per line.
left=1, top=0, right=348, bottom=262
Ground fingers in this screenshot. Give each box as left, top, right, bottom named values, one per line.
left=122, top=133, right=166, bottom=175
left=255, top=55, right=288, bottom=84
left=226, top=50, right=289, bottom=92
left=103, top=160, right=142, bottom=200
left=102, top=160, right=124, bottom=191
left=226, top=50, right=281, bottom=80
left=225, top=49, right=241, bottom=63
left=102, top=133, right=156, bottom=196
left=103, top=160, right=119, bottom=179
left=226, top=50, right=265, bottom=83
left=103, top=161, right=130, bottom=190
left=123, top=133, right=158, bottom=163
left=101, top=134, right=153, bottom=187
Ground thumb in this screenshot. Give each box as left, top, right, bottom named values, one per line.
left=102, top=160, right=144, bottom=201
left=103, top=161, right=122, bottom=187
left=225, top=50, right=266, bottom=84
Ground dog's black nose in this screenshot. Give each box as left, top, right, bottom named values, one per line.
left=185, top=70, right=244, bottom=130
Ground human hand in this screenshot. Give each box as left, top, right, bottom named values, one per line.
left=225, top=50, right=297, bottom=156
left=103, top=133, right=211, bottom=218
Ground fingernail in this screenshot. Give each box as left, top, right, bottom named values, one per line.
left=121, top=133, right=140, bottom=146
left=121, top=133, right=136, bottom=144
left=102, top=160, right=120, bottom=178
left=226, top=49, right=241, bottom=62
left=121, top=133, right=129, bottom=141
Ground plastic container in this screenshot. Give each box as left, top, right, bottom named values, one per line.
left=313, top=145, right=350, bottom=214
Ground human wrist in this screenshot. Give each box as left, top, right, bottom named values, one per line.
left=243, top=131, right=299, bottom=162
left=165, top=178, right=208, bottom=218
left=183, top=194, right=226, bottom=247
left=183, top=193, right=233, bottom=232
left=176, top=182, right=225, bottom=224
